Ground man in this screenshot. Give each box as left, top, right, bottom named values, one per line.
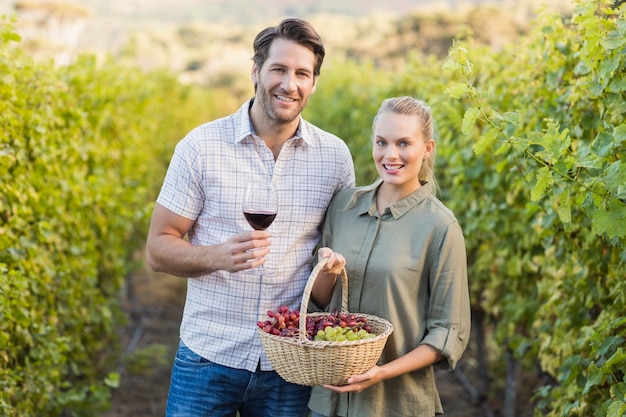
left=146, top=18, right=355, bottom=417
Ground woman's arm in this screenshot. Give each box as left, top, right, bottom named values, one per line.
left=322, top=344, right=445, bottom=393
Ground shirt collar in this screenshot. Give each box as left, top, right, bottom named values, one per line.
left=358, top=181, right=434, bottom=219
left=233, top=98, right=312, bottom=146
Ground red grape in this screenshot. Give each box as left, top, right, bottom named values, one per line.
left=257, top=305, right=375, bottom=340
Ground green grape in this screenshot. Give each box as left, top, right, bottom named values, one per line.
left=345, top=331, right=359, bottom=341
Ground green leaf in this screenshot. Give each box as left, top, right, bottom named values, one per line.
left=557, top=190, right=572, bottom=223
left=494, top=111, right=521, bottom=126
left=473, top=127, right=498, bottom=156
left=599, top=54, right=621, bottom=81
left=447, top=82, right=469, bottom=99
left=462, top=60, right=474, bottom=76
left=606, top=400, right=626, bottom=417
left=604, top=347, right=626, bottom=369
left=592, top=132, right=616, bottom=158
left=531, top=166, right=551, bottom=201
left=614, top=123, right=626, bottom=145
left=543, top=122, right=571, bottom=160
left=441, top=59, right=461, bottom=72
left=604, top=161, right=626, bottom=199
left=575, top=143, right=603, bottom=169
left=611, top=382, right=626, bottom=401
left=592, top=200, right=626, bottom=238
left=104, top=372, right=120, bottom=388
left=583, top=362, right=604, bottom=395
left=462, top=107, right=480, bottom=135
left=1, top=30, right=21, bottom=43
left=601, top=34, right=626, bottom=50
left=608, top=76, right=626, bottom=93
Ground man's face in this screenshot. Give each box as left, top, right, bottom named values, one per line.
left=252, top=38, right=317, bottom=124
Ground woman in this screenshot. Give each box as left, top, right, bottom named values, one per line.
left=308, top=96, right=471, bottom=416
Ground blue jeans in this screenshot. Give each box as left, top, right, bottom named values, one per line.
left=165, top=340, right=312, bottom=417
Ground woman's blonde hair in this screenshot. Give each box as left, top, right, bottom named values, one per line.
left=345, top=96, right=438, bottom=209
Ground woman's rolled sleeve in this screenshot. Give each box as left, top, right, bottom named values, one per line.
left=422, top=221, right=471, bottom=370
left=421, top=322, right=467, bottom=369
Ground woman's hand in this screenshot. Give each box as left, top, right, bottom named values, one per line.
left=322, top=365, right=383, bottom=393
left=310, top=247, right=346, bottom=307
left=322, top=345, right=445, bottom=393
left=318, top=247, right=346, bottom=275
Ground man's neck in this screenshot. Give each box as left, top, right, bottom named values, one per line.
left=249, top=100, right=300, bottom=159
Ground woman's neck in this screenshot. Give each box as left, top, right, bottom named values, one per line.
left=376, top=181, right=420, bottom=214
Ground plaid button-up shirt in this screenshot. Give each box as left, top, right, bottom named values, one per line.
left=156, top=99, right=355, bottom=371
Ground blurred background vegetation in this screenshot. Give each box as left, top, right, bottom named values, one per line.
left=2, top=0, right=573, bottom=95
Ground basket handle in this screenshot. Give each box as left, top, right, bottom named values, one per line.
left=298, top=258, right=349, bottom=341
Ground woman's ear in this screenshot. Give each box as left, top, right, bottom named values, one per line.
left=425, top=140, right=435, bottom=159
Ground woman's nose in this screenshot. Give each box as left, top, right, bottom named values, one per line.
left=385, top=145, right=399, bottom=159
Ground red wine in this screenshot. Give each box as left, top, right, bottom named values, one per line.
left=244, top=211, right=277, bottom=230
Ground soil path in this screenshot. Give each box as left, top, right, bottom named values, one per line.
left=102, top=268, right=487, bottom=417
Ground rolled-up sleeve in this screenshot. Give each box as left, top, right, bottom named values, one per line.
left=421, top=221, right=471, bottom=369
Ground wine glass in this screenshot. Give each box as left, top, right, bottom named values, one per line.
left=242, top=181, right=278, bottom=275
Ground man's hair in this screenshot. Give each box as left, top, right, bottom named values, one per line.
left=252, top=18, right=325, bottom=76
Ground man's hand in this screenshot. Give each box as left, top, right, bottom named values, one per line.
left=219, top=230, right=272, bottom=272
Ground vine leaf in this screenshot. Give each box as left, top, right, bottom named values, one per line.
left=557, top=191, right=572, bottom=223
left=615, top=123, right=626, bottom=145
left=606, top=401, right=626, bottom=417
left=582, top=362, right=604, bottom=395
left=474, top=128, right=498, bottom=156
left=446, top=82, right=468, bottom=99
left=462, top=107, right=480, bottom=135
left=531, top=166, right=552, bottom=201
left=609, top=381, right=626, bottom=404
left=592, top=200, right=626, bottom=238
left=604, top=161, right=626, bottom=199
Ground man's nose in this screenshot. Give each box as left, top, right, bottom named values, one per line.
left=281, top=72, right=296, bottom=92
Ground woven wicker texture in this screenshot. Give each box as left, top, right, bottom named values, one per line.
left=258, top=259, right=393, bottom=386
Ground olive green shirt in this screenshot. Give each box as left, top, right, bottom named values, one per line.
left=308, top=182, right=471, bottom=417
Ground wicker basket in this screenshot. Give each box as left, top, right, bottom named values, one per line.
left=258, top=258, right=393, bottom=386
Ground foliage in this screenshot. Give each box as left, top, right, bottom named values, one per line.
left=439, top=0, right=626, bottom=415
left=0, top=15, right=228, bottom=416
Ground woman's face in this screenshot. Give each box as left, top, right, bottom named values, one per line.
left=372, top=111, right=434, bottom=193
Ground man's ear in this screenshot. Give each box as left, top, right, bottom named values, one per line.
left=311, top=78, right=317, bottom=94
left=251, top=64, right=259, bottom=84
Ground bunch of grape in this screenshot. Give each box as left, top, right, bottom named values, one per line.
left=257, top=306, right=375, bottom=341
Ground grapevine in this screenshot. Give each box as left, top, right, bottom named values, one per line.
left=257, top=306, right=375, bottom=341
